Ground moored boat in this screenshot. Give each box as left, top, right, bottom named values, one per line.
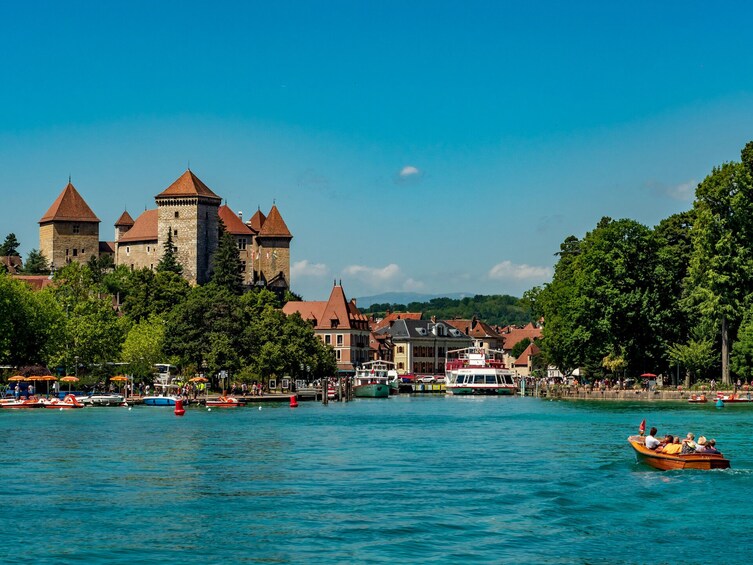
left=0, top=396, right=51, bottom=409
left=206, top=396, right=245, bottom=407
left=353, top=361, right=392, bottom=398
left=688, top=394, right=708, bottom=403
left=143, top=363, right=181, bottom=406
left=80, top=394, right=125, bottom=406
left=46, top=394, right=84, bottom=409
left=445, top=348, right=517, bottom=395
left=627, top=435, right=730, bottom=470
left=715, top=392, right=752, bottom=403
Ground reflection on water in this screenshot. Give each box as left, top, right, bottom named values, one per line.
left=2, top=397, right=752, bottom=563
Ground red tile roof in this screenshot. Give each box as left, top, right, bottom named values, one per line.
left=247, top=208, right=266, bottom=234
left=115, top=210, right=135, bottom=227
left=283, top=285, right=367, bottom=330
left=117, top=209, right=158, bottom=243
left=39, top=182, right=100, bottom=223
left=218, top=205, right=253, bottom=236
left=372, top=312, right=422, bottom=331
left=12, top=275, right=53, bottom=291
left=258, top=205, right=292, bottom=238
left=514, top=342, right=541, bottom=366
left=155, top=170, right=221, bottom=200
left=501, top=323, right=542, bottom=351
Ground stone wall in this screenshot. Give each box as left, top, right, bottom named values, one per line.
left=116, top=241, right=159, bottom=271
left=256, top=237, right=290, bottom=286
left=40, top=221, right=99, bottom=270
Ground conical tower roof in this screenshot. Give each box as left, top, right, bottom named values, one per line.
left=115, top=210, right=135, bottom=227
left=218, top=205, right=253, bottom=235
left=39, top=182, right=100, bottom=223
left=247, top=208, right=266, bottom=234
left=155, top=170, right=221, bottom=200
left=258, top=205, right=292, bottom=238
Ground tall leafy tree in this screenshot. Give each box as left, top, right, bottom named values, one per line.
left=22, top=249, right=49, bottom=274
left=121, top=316, right=166, bottom=379
left=686, top=144, right=753, bottom=384
left=210, top=220, right=243, bottom=294
left=0, top=233, right=21, bottom=256
left=156, top=229, right=183, bottom=275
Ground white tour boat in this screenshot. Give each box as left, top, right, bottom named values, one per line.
left=445, top=348, right=517, bottom=395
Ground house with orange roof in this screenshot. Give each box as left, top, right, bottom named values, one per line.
left=282, top=282, right=370, bottom=375
left=513, top=341, right=542, bottom=377
left=446, top=317, right=505, bottom=351
left=499, top=322, right=542, bottom=369
left=40, top=170, right=293, bottom=289
left=370, top=310, right=423, bottom=332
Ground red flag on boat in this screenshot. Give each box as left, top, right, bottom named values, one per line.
left=639, top=419, right=646, bottom=436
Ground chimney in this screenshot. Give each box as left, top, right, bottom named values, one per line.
left=431, top=315, right=436, bottom=323
left=238, top=210, right=243, bottom=221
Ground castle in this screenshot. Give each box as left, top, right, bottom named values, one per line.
left=39, top=170, right=292, bottom=290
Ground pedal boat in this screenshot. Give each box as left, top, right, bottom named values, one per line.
left=0, top=396, right=50, bottom=409
left=45, top=394, right=84, bottom=409
left=688, top=394, right=708, bottom=403
left=206, top=396, right=245, bottom=407
left=627, top=435, right=730, bottom=470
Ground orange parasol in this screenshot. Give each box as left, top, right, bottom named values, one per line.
left=8, top=375, right=26, bottom=381
left=60, top=376, right=79, bottom=393
left=189, top=377, right=208, bottom=383
left=110, top=376, right=129, bottom=382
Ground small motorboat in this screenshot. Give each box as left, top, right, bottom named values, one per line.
left=45, top=394, right=84, bottom=409
left=80, top=394, right=125, bottom=406
left=627, top=436, right=730, bottom=470
left=715, top=393, right=752, bottom=403
left=688, top=394, right=708, bottom=403
left=206, top=396, right=245, bottom=407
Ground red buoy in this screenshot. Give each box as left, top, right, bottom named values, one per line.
left=289, top=395, right=298, bottom=408
left=174, top=398, right=186, bottom=416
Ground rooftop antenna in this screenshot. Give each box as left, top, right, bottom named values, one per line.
left=68, top=174, right=71, bottom=184
left=187, top=160, right=191, bottom=171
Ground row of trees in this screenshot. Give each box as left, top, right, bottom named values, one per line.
left=364, top=294, right=533, bottom=326
left=1, top=222, right=337, bottom=384
left=529, top=141, right=753, bottom=385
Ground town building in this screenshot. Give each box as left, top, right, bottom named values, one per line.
left=375, top=317, right=472, bottom=376
left=39, top=170, right=292, bottom=290
left=282, top=282, right=370, bottom=375
left=446, top=317, right=505, bottom=351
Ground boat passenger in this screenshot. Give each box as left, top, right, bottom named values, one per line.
left=662, top=436, right=683, bottom=455
left=705, top=439, right=721, bottom=454
left=694, top=436, right=709, bottom=453
left=681, top=433, right=697, bottom=454
left=645, top=427, right=661, bottom=450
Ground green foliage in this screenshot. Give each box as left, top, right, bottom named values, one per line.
left=0, top=233, right=21, bottom=257
left=156, top=229, right=183, bottom=275
left=210, top=220, right=243, bottom=294
left=121, top=316, right=166, bottom=379
left=22, top=249, right=49, bottom=274
left=731, top=306, right=753, bottom=381
left=668, top=337, right=716, bottom=385
left=510, top=338, right=531, bottom=360
left=363, top=294, right=532, bottom=326
left=122, top=268, right=190, bottom=322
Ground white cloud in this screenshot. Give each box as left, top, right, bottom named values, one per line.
left=402, top=277, right=426, bottom=291
left=666, top=179, right=696, bottom=201
left=395, top=165, right=423, bottom=184
left=291, top=260, right=328, bottom=278
left=399, top=165, right=420, bottom=178
left=488, top=261, right=552, bottom=281
left=343, top=263, right=402, bottom=284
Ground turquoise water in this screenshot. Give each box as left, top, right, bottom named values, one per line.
left=2, top=396, right=752, bottom=564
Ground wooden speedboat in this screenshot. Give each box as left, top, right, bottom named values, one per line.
left=627, top=436, right=730, bottom=470
left=206, top=396, right=245, bottom=407
left=688, top=394, right=708, bottom=403
left=45, top=394, right=84, bottom=409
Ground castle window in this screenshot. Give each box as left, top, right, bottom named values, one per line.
left=147, top=246, right=150, bottom=253
left=72, top=249, right=78, bottom=257
left=81, top=248, right=85, bottom=254
left=174, top=211, right=179, bottom=219
left=238, top=238, right=247, bottom=250
left=65, top=249, right=69, bottom=256
left=126, top=246, right=130, bottom=255
left=72, top=224, right=80, bottom=234
left=173, top=229, right=178, bottom=236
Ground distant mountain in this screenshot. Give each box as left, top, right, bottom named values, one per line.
left=354, top=292, right=475, bottom=309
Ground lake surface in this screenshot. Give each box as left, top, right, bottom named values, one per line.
left=2, top=395, right=752, bottom=564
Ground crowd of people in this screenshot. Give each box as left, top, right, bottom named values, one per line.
left=644, top=427, right=721, bottom=455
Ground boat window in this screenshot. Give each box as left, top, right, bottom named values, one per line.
left=486, top=375, right=497, bottom=384
left=474, top=375, right=485, bottom=384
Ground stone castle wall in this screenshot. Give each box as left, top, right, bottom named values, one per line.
left=40, top=221, right=99, bottom=270
left=257, top=237, right=291, bottom=285
left=117, top=241, right=159, bottom=271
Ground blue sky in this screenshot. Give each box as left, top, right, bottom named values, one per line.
left=2, top=1, right=753, bottom=300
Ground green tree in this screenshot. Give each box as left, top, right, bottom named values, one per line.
left=210, top=220, right=243, bottom=294
left=22, top=249, right=49, bottom=274
left=668, top=336, right=716, bottom=387
left=121, top=316, right=166, bottom=379
left=510, top=338, right=531, bottom=360
left=686, top=146, right=753, bottom=384
left=0, top=233, right=21, bottom=257
left=122, top=268, right=189, bottom=322
left=156, top=229, right=183, bottom=275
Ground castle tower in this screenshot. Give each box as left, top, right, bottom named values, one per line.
left=155, top=170, right=221, bottom=285
left=255, top=204, right=292, bottom=290
left=39, top=181, right=101, bottom=270
left=114, top=210, right=134, bottom=242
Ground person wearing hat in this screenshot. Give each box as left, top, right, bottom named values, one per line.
left=695, top=436, right=708, bottom=452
